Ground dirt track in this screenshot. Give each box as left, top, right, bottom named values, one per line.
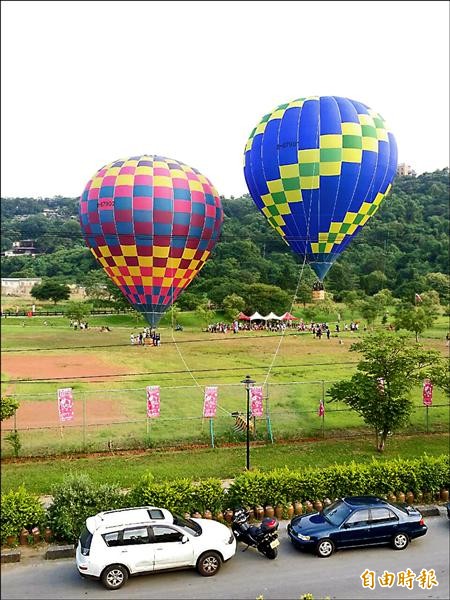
left=2, top=354, right=127, bottom=427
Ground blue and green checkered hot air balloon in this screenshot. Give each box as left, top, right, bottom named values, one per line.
left=243, top=96, right=398, bottom=280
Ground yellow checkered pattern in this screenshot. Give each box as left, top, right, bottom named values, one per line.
left=310, top=186, right=390, bottom=253
left=91, top=246, right=211, bottom=291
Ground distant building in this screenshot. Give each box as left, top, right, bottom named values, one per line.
left=1, top=278, right=42, bottom=296
left=3, top=239, right=39, bottom=257
left=397, top=163, right=416, bottom=177
left=42, top=208, right=59, bottom=218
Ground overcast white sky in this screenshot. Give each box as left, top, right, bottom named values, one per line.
left=1, top=0, right=449, bottom=199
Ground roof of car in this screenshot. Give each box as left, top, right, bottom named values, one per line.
left=343, top=496, right=388, bottom=507
left=86, top=506, right=174, bottom=534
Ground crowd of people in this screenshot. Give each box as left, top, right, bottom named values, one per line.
left=131, top=328, right=161, bottom=346
left=205, top=318, right=368, bottom=339
left=70, top=319, right=89, bottom=330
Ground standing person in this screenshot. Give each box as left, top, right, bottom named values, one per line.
left=130, top=333, right=135, bottom=345
left=326, top=327, right=330, bottom=339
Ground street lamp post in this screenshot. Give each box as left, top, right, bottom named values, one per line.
left=241, top=374, right=255, bottom=470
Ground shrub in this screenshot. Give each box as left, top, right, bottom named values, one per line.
left=130, top=472, right=194, bottom=514
left=1, top=485, right=46, bottom=543
left=47, top=473, right=126, bottom=543
left=226, top=455, right=449, bottom=507
left=191, top=478, right=224, bottom=514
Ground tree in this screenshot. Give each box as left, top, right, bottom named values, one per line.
left=83, top=270, right=111, bottom=304
left=425, top=272, right=450, bottom=305
left=65, top=301, right=92, bottom=323
left=0, top=396, right=19, bottom=421
left=240, top=283, right=291, bottom=315
left=428, top=358, right=450, bottom=397
left=327, top=332, right=440, bottom=452
left=195, top=297, right=215, bottom=329
left=394, top=303, right=438, bottom=342
left=358, top=298, right=382, bottom=328
left=222, top=294, right=246, bottom=321
left=296, top=282, right=312, bottom=308
left=31, top=281, right=70, bottom=304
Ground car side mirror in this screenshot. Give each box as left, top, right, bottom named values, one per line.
left=181, top=535, right=188, bottom=544
left=343, top=523, right=350, bottom=529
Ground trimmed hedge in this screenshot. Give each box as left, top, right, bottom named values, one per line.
left=226, top=454, right=449, bottom=508
left=1, top=455, right=448, bottom=545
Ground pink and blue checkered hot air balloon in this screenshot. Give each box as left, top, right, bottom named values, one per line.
left=79, top=155, right=223, bottom=326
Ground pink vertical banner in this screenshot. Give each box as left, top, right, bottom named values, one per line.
left=203, top=387, right=218, bottom=418
left=318, top=399, right=325, bottom=417
left=422, top=379, right=433, bottom=406
left=57, top=388, right=74, bottom=422
left=250, top=386, right=263, bottom=417
left=146, top=386, right=160, bottom=418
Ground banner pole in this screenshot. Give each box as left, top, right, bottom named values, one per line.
left=210, top=418, right=214, bottom=448
left=83, top=395, right=86, bottom=450
left=322, top=380, right=325, bottom=438
left=426, top=405, right=429, bottom=434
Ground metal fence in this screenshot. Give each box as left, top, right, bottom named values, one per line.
left=1, top=381, right=448, bottom=457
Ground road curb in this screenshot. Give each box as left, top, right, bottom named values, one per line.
left=1, top=550, right=21, bottom=564
left=44, top=544, right=75, bottom=560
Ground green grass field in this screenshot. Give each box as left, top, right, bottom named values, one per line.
left=2, top=433, right=448, bottom=495
left=1, top=307, right=449, bottom=489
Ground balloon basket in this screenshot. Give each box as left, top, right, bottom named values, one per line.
left=312, top=290, right=325, bottom=301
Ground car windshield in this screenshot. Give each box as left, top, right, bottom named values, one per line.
left=172, top=514, right=202, bottom=536
left=322, top=500, right=352, bottom=526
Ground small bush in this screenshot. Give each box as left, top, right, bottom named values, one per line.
left=47, top=473, right=126, bottom=543
left=130, top=472, right=194, bottom=514
left=191, top=478, right=224, bottom=513
left=1, top=485, right=46, bottom=543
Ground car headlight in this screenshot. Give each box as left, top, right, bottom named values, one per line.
left=297, top=533, right=311, bottom=541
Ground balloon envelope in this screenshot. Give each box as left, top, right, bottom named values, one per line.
left=80, top=155, right=223, bottom=326
left=244, top=96, right=398, bottom=280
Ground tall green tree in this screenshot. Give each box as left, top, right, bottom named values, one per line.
left=394, top=303, right=438, bottom=341
left=222, top=293, right=246, bottom=321
left=65, top=301, right=93, bottom=323
left=31, top=281, right=70, bottom=304
left=327, top=332, right=440, bottom=452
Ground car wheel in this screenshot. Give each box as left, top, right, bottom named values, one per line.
left=316, top=538, right=335, bottom=558
left=392, top=532, right=409, bottom=550
left=197, top=551, right=221, bottom=576
left=101, top=564, right=129, bottom=590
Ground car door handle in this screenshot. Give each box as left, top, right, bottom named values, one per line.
left=156, top=547, right=164, bottom=550
left=121, top=550, right=128, bottom=553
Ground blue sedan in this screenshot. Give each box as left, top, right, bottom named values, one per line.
left=287, top=496, right=427, bottom=558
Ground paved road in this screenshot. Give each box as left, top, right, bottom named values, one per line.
left=2, top=516, right=448, bottom=599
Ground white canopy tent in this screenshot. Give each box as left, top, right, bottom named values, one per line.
left=249, top=311, right=265, bottom=321
left=264, top=312, right=282, bottom=320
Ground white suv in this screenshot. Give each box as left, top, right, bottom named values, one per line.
left=76, top=506, right=236, bottom=589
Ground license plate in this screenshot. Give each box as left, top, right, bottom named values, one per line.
left=270, top=539, right=280, bottom=549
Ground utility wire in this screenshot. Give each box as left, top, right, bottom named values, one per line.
left=1, top=361, right=358, bottom=384
left=1, top=331, right=333, bottom=353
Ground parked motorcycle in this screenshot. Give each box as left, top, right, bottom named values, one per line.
left=231, top=507, right=280, bottom=559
